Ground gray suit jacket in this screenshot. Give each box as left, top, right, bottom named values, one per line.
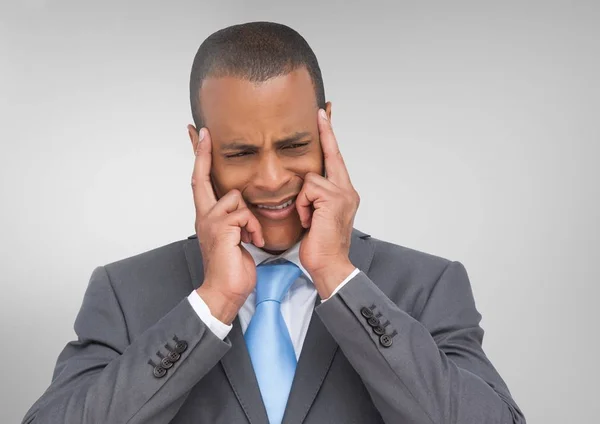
left=23, top=229, right=526, bottom=424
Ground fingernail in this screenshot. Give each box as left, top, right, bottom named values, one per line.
left=195, top=129, right=205, bottom=156
left=319, top=109, right=328, bottom=121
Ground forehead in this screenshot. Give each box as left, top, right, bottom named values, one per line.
left=199, top=67, right=318, bottom=142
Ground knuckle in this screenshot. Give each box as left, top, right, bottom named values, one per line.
left=227, top=189, right=242, bottom=202
left=235, top=207, right=249, bottom=218
left=322, top=149, right=341, bottom=161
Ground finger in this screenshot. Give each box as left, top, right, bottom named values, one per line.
left=226, top=208, right=264, bottom=247
left=212, top=190, right=265, bottom=247
left=296, top=183, right=312, bottom=227
left=317, top=108, right=352, bottom=188
left=295, top=176, right=333, bottom=227
left=303, top=171, right=338, bottom=191
left=299, top=206, right=313, bottom=229
left=241, top=228, right=251, bottom=244
left=191, top=128, right=217, bottom=216
left=211, top=189, right=247, bottom=215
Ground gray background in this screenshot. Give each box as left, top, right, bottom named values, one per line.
left=1, top=1, right=598, bottom=423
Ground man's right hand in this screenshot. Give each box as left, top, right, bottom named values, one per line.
left=191, top=127, right=264, bottom=325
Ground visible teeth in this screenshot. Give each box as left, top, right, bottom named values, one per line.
left=257, top=198, right=294, bottom=210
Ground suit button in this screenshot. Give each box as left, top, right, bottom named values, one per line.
left=153, top=366, right=167, bottom=378
left=174, top=340, right=188, bottom=354
left=379, top=334, right=393, bottom=347
left=367, top=317, right=380, bottom=327
left=361, top=307, right=374, bottom=318
left=160, top=357, right=174, bottom=369
left=373, top=325, right=386, bottom=336
left=166, top=351, right=181, bottom=362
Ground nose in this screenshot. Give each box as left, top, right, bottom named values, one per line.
left=253, top=151, right=291, bottom=193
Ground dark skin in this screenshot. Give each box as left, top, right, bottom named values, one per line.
left=188, top=67, right=330, bottom=253
left=188, top=67, right=359, bottom=324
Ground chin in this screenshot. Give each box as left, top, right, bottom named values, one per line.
left=261, top=222, right=305, bottom=253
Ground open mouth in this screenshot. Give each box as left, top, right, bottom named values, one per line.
left=254, top=197, right=296, bottom=210
left=251, top=196, right=298, bottom=220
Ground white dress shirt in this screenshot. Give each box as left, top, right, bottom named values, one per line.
left=187, top=241, right=359, bottom=360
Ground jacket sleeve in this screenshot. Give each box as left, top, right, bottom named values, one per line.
left=22, top=265, right=231, bottom=424
left=314, top=261, right=526, bottom=424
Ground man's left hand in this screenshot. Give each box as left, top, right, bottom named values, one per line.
left=297, top=108, right=360, bottom=299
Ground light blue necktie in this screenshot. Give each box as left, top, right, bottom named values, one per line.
left=244, top=260, right=302, bottom=424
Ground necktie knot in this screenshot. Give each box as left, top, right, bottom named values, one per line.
left=255, top=260, right=302, bottom=305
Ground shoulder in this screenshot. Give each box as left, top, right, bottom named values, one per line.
left=359, top=229, right=453, bottom=280
left=355, top=229, right=466, bottom=317
left=99, top=236, right=197, bottom=300
left=76, top=235, right=201, bottom=336
left=104, top=237, right=191, bottom=275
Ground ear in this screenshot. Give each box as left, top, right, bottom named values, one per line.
left=187, top=124, right=199, bottom=154
left=325, top=101, right=332, bottom=122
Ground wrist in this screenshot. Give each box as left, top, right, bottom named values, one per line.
left=310, top=259, right=355, bottom=299
left=196, top=285, right=242, bottom=325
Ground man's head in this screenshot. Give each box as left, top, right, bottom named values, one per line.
left=187, top=22, right=332, bottom=253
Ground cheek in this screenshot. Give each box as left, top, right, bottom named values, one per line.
left=286, top=149, right=323, bottom=176
left=211, top=161, right=254, bottom=197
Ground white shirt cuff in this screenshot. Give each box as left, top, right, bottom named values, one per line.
left=187, top=290, right=233, bottom=339
left=321, top=267, right=360, bottom=303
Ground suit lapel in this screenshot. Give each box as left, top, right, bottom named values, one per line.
left=220, top=316, right=271, bottom=424
left=183, top=239, right=269, bottom=424
left=183, top=229, right=375, bottom=424
left=280, top=294, right=336, bottom=424
left=282, top=229, right=375, bottom=424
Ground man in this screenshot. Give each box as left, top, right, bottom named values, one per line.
left=22, top=21, right=526, bottom=424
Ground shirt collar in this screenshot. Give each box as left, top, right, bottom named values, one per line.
left=241, top=241, right=313, bottom=283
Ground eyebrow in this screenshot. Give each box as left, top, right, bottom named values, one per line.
left=219, top=131, right=312, bottom=151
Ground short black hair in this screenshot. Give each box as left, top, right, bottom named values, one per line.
left=189, top=21, right=326, bottom=130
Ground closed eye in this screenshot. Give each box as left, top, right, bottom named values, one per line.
left=224, top=142, right=309, bottom=158
left=283, top=143, right=309, bottom=150
left=225, top=151, right=254, bottom=158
